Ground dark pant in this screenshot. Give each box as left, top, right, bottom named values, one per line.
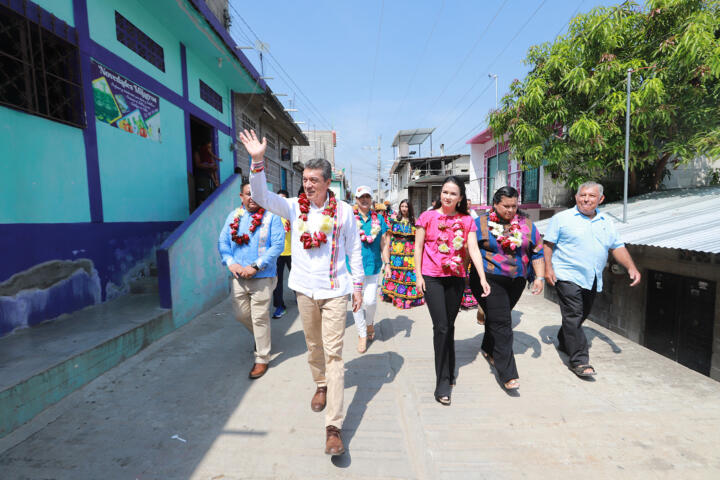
left=470, top=271, right=526, bottom=383
left=423, top=275, right=465, bottom=397
left=555, top=279, right=597, bottom=366
left=272, top=255, right=292, bottom=308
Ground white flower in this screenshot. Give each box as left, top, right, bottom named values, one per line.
left=454, top=229, right=464, bottom=237
left=452, top=236, right=465, bottom=250
left=438, top=243, right=450, bottom=253
left=320, top=216, right=333, bottom=233
left=235, top=207, right=245, bottom=217
left=370, top=225, right=381, bottom=236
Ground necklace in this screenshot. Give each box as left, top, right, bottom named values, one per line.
left=229, top=207, right=265, bottom=245
left=437, top=214, right=466, bottom=275
left=354, top=207, right=381, bottom=243
left=488, top=211, right=524, bottom=251
left=297, top=192, right=337, bottom=249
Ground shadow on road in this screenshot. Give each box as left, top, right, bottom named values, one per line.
left=333, top=352, right=404, bottom=468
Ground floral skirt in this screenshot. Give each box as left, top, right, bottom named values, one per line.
left=382, top=248, right=424, bottom=309
left=460, top=286, right=478, bottom=309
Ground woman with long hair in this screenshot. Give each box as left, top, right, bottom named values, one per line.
left=382, top=199, right=424, bottom=309
left=469, top=186, right=545, bottom=391
left=415, top=176, right=490, bottom=406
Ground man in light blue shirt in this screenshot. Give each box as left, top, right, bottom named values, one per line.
left=544, top=181, right=641, bottom=378
left=218, top=182, right=284, bottom=380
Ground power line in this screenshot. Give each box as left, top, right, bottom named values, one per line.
left=446, top=1, right=628, bottom=154
left=364, top=0, right=386, bottom=136
left=390, top=0, right=446, bottom=125
left=435, top=80, right=493, bottom=140
left=227, top=1, right=334, bottom=130
left=554, top=0, right=586, bottom=39
left=415, top=0, right=510, bottom=128
left=431, top=0, right=548, bottom=138
left=227, top=22, right=330, bottom=131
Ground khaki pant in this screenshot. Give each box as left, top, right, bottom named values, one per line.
left=231, top=276, right=277, bottom=364
left=296, top=292, right=348, bottom=428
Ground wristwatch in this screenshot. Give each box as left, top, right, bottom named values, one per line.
left=250, top=262, right=260, bottom=271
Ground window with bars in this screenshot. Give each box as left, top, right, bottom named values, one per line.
left=115, top=11, right=165, bottom=72
left=522, top=166, right=540, bottom=203
left=241, top=113, right=256, bottom=132
left=0, top=5, right=84, bottom=127
left=199, top=79, right=222, bottom=113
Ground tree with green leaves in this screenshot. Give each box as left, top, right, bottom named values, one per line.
left=488, top=0, right=720, bottom=196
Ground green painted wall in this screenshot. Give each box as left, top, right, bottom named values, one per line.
left=217, top=131, right=234, bottom=183
left=34, top=0, right=74, bottom=26
left=186, top=48, right=231, bottom=125
left=166, top=175, right=241, bottom=327
left=97, top=100, right=188, bottom=222
left=0, top=107, right=90, bottom=223
left=87, top=0, right=182, bottom=96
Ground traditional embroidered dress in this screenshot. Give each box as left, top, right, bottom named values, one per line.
left=382, top=218, right=424, bottom=309
left=460, top=285, right=478, bottom=309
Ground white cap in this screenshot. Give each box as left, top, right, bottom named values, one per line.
left=355, top=185, right=372, bottom=198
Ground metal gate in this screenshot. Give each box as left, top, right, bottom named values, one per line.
left=645, top=270, right=715, bottom=376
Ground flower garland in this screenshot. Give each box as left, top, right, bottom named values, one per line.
left=354, top=207, right=381, bottom=243
left=297, top=192, right=337, bottom=249
left=229, top=207, right=265, bottom=245
left=488, top=211, right=524, bottom=251
left=437, top=216, right=466, bottom=275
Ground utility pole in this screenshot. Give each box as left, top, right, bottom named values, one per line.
left=623, top=68, right=632, bottom=223
left=376, top=135, right=382, bottom=203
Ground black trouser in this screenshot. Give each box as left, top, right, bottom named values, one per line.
left=272, top=255, right=292, bottom=308
left=423, top=275, right=465, bottom=397
left=555, top=279, right=597, bottom=366
left=469, top=271, right=526, bottom=383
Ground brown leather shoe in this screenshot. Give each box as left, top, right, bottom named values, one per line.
left=248, top=363, right=268, bottom=379
left=325, top=425, right=345, bottom=455
left=311, top=386, right=327, bottom=412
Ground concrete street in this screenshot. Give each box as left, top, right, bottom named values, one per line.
left=2, top=288, right=719, bottom=479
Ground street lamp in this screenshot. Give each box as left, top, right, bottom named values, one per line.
left=488, top=73, right=499, bottom=206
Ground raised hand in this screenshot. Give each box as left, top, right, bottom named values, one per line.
left=238, top=129, right=267, bottom=162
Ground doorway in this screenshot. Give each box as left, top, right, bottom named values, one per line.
left=189, top=116, right=216, bottom=212
left=645, top=270, right=716, bottom=376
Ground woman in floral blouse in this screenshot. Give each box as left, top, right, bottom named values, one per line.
left=469, top=186, right=545, bottom=391
left=415, top=177, right=490, bottom=406
left=382, top=199, right=424, bottom=309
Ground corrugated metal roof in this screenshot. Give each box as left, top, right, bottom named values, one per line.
left=534, top=186, right=720, bottom=253
left=391, top=128, right=435, bottom=147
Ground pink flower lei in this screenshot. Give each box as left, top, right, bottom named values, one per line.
left=354, top=207, right=381, bottom=243
left=437, top=215, right=466, bottom=275
left=488, top=211, right=526, bottom=251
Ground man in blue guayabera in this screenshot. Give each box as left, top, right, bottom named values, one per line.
left=543, top=181, right=641, bottom=378
left=218, top=182, right=284, bottom=380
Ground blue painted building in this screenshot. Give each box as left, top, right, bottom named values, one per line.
left=0, top=0, right=301, bottom=336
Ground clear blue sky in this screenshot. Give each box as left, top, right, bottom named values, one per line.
left=228, top=0, right=618, bottom=191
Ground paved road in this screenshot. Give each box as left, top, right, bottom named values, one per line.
left=2, top=289, right=719, bottom=479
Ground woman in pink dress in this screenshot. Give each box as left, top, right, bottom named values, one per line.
left=414, top=176, right=490, bottom=406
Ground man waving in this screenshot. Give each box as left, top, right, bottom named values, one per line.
left=240, top=129, right=363, bottom=456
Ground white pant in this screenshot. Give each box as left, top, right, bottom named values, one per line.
left=352, top=274, right=379, bottom=337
